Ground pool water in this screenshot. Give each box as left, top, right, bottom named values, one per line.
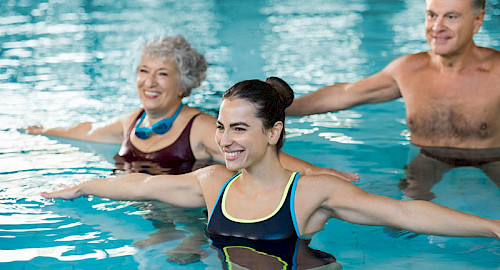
left=1, top=0, right=500, bottom=269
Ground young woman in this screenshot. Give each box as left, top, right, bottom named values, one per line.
left=42, top=77, right=499, bottom=265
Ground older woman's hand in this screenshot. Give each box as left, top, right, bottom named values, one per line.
left=317, top=167, right=359, bottom=182
left=24, top=125, right=45, bottom=135
left=41, top=184, right=82, bottom=200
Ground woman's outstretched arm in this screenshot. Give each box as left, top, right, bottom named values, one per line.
left=24, top=110, right=138, bottom=144
left=42, top=167, right=211, bottom=208
left=325, top=179, right=500, bottom=238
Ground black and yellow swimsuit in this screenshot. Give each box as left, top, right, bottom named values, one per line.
left=205, top=172, right=338, bottom=269
left=206, top=171, right=307, bottom=240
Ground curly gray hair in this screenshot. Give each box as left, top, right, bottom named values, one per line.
left=141, top=36, right=207, bottom=97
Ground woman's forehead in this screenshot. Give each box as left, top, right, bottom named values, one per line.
left=141, top=55, right=169, bottom=64
left=218, top=98, right=259, bottom=122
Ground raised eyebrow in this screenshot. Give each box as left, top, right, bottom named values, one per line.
left=230, top=122, right=250, bottom=128
left=216, top=120, right=250, bottom=128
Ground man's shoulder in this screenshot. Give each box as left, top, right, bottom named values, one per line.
left=475, top=47, right=500, bottom=72
left=477, top=46, right=500, bottom=54
left=385, top=52, right=430, bottom=73
left=478, top=46, right=500, bottom=61
left=397, top=51, right=430, bottom=63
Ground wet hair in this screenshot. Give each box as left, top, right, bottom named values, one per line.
left=141, top=36, right=207, bottom=97
left=223, top=77, right=294, bottom=151
left=471, top=0, right=485, bottom=13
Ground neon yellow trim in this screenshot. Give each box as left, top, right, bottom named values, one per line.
left=223, top=246, right=288, bottom=270
left=222, top=172, right=297, bottom=223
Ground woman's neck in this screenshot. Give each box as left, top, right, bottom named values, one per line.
left=144, top=101, right=182, bottom=124
left=240, top=149, right=291, bottom=186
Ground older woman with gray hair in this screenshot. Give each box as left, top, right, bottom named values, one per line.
left=26, top=35, right=358, bottom=180
left=26, top=36, right=220, bottom=174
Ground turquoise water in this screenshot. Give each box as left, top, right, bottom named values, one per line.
left=1, top=0, right=500, bottom=269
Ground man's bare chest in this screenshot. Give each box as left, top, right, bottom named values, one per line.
left=398, top=73, right=500, bottom=144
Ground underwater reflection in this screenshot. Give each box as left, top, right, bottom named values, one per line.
left=113, top=154, right=216, bottom=175
left=111, top=158, right=218, bottom=264
left=130, top=201, right=210, bottom=264
left=399, top=145, right=500, bottom=200
left=208, top=235, right=341, bottom=270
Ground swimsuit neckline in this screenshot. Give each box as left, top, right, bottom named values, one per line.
left=221, top=172, right=297, bottom=223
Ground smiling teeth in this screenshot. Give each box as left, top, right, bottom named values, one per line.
left=145, top=91, right=160, bottom=97
left=226, top=151, right=240, bottom=157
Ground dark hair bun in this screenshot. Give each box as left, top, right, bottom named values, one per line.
left=265, top=77, right=294, bottom=108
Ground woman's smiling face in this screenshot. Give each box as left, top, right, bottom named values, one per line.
left=216, top=98, right=272, bottom=171
left=136, top=57, right=183, bottom=113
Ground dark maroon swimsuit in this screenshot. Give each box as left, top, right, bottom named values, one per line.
left=114, top=110, right=201, bottom=174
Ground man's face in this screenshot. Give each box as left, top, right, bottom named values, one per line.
left=424, top=0, right=484, bottom=57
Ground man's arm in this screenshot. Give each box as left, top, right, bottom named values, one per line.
left=286, top=62, right=403, bottom=116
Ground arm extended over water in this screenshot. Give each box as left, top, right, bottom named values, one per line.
left=286, top=58, right=404, bottom=116
left=42, top=169, right=208, bottom=208
left=24, top=111, right=132, bottom=144
left=325, top=179, right=500, bottom=238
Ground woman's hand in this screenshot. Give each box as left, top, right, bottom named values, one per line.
left=278, top=151, right=359, bottom=181
left=41, top=184, right=82, bottom=200
left=307, top=166, right=359, bottom=182
left=24, top=125, right=45, bottom=135
left=326, top=169, right=360, bottom=182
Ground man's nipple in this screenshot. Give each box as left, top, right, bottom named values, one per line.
left=480, top=123, right=488, bottom=130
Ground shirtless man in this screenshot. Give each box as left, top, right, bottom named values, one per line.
left=286, top=0, right=500, bottom=199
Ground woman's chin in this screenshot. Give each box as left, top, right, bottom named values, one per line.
left=224, top=161, right=243, bottom=172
